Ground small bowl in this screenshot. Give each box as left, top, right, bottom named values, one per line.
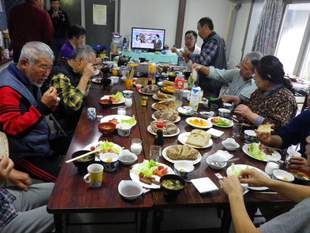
left=272, top=169, right=294, bottom=182
left=109, top=76, right=119, bottom=85
left=99, top=153, right=119, bottom=172
left=222, top=138, right=240, bottom=151
left=218, top=108, right=231, bottom=118
left=98, top=122, right=116, bottom=134
left=117, top=124, right=132, bottom=137
left=122, top=90, right=134, bottom=98
left=119, top=149, right=138, bottom=166
left=118, top=180, right=143, bottom=200
left=160, top=174, right=185, bottom=199
left=291, top=170, right=310, bottom=185
left=99, top=98, right=112, bottom=108
left=174, top=161, right=194, bottom=178
left=244, top=130, right=257, bottom=143
left=206, top=153, right=227, bottom=170
left=72, top=150, right=95, bottom=174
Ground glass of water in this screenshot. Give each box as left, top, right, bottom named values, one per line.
left=149, top=145, right=162, bottom=162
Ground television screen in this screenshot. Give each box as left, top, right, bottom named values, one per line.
left=131, top=27, right=165, bottom=51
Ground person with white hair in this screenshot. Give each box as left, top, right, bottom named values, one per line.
left=0, top=41, right=62, bottom=182
left=49, top=45, right=97, bottom=135
left=193, top=51, right=263, bottom=101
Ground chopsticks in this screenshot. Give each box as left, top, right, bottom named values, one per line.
left=65, top=149, right=100, bottom=163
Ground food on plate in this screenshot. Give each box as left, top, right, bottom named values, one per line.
left=154, top=91, right=175, bottom=101
left=153, top=100, right=178, bottom=111
left=211, top=117, right=231, bottom=127
left=92, top=141, right=121, bottom=154
left=256, top=123, right=274, bottom=134
left=110, top=92, right=124, bottom=104
left=186, top=129, right=210, bottom=148
left=105, top=117, right=136, bottom=127
left=163, top=80, right=175, bottom=87
left=248, top=143, right=267, bottom=161
left=162, top=85, right=176, bottom=94
left=153, top=110, right=179, bottom=122
left=188, top=118, right=209, bottom=127
left=166, top=145, right=199, bottom=161
left=230, top=164, right=250, bottom=177
left=132, top=160, right=168, bottom=185
left=141, top=85, right=159, bottom=94
left=161, top=179, right=184, bottom=190
left=292, top=171, right=310, bottom=181
left=150, top=120, right=178, bottom=136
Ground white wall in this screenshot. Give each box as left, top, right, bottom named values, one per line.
left=228, top=1, right=252, bottom=67
left=119, top=0, right=179, bottom=47
left=183, top=0, right=233, bottom=47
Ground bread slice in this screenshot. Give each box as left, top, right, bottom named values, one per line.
left=186, top=129, right=210, bottom=147
left=256, top=124, right=273, bottom=134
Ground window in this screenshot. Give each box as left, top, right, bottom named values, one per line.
left=275, top=3, right=310, bottom=80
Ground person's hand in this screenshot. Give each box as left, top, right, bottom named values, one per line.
left=171, top=47, right=177, bottom=53
left=192, top=63, right=203, bottom=72
left=220, top=175, right=243, bottom=197
left=256, top=131, right=272, bottom=145
left=0, top=156, right=14, bottom=183
left=288, top=156, right=309, bottom=172
left=234, top=104, right=253, bottom=118
left=221, top=95, right=241, bottom=105
left=8, top=169, right=32, bottom=191
left=82, top=63, right=96, bottom=79
left=239, top=169, right=272, bottom=187
left=41, top=87, right=59, bottom=110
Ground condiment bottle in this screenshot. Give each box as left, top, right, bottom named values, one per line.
left=154, top=121, right=164, bottom=146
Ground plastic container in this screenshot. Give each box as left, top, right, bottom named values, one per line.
left=189, top=86, right=202, bottom=111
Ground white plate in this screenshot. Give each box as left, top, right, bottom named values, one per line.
left=100, top=115, right=137, bottom=127
left=177, top=106, right=195, bottom=116
left=129, top=160, right=174, bottom=189
left=242, top=144, right=281, bottom=162
left=152, top=113, right=181, bottom=123
left=151, top=102, right=178, bottom=111
left=209, top=117, right=233, bottom=128
left=147, top=125, right=180, bottom=137
left=83, top=141, right=123, bottom=156
left=152, top=93, right=175, bottom=101
left=162, top=145, right=202, bottom=165
left=185, top=117, right=213, bottom=129
left=178, top=132, right=213, bottom=149
left=100, top=95, right=125, bottom=105
left=226, top=164, right=269, bottom=191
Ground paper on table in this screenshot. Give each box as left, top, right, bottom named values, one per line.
left=207, top=128, right=224, bottom=138
left=191, top=177, right=218, bottom=194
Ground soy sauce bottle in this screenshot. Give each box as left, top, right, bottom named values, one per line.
left=154, top=121, right=164, bottom=146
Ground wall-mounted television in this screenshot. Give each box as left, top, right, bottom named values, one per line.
left=131, top=27, right=165, bottom=51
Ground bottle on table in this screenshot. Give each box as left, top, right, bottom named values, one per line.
left=154, top=121, right=164, bottom=146
left=189, top=86, right=202, bottom=112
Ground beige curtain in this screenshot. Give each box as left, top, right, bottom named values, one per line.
left=252, top=0, right=285, bottom=55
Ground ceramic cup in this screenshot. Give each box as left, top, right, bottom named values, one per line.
left=83, top=163, right=104, bottom=188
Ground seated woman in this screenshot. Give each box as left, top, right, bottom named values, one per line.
left=223, top=55, right=297, bottom=130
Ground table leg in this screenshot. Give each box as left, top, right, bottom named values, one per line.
left=54, top=214, right=67, bottom=233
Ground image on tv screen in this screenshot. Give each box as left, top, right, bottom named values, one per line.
left=131, top=27, right=165, bottom=50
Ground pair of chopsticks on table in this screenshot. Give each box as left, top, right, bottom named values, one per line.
left=65, top=149, right=101, bottom=163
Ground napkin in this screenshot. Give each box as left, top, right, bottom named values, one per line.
left=207, top=128, right=224, bottom=138
left=191, top=177, right=218, bottom=194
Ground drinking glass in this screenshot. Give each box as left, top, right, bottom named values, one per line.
left=149, top=145, right=162, bottom=161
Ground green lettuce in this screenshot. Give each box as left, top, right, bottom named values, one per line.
left=248, top=143, right=266, bottom=161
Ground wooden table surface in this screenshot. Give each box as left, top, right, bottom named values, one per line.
left=48, top=81, right=292, bottom=214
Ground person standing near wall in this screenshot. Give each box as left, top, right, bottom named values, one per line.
left=8, top=0, right=54, bottom=62
left=48, top=0, right=70, bottom=61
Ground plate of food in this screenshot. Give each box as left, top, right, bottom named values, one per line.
left=147, top=120, right=180, bottom=137
left=100, top=115, right=137, bottom=127
left=84, top=140, right=123, bottom=156
left=177, top=130, right=213, bottom=149
left=185, top=117, right=212, bottom=129
left=100, top=91, right=125, bottom=105
left=177, top=106, right=195, bottom=116
left=162, top=145, right=202, bottom=165
left=152, top=100, right=179, bottom=111
left=139, top=85, right=159, bottom=95
left=242, top=143, right=281, bottom=162
left=152, top=110, right=181, bottom=123
left=152, top=91, right=175, bottom=101
left=130, top=160, right=174, bottom=189
left=161, top=85, right=176, bottom=94
left=226, top=164, right=269, bottom=191
left=210, top=117, right=233, bottom=128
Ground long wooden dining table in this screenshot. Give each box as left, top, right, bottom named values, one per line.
left=48, top=80, right=294, bottom=233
